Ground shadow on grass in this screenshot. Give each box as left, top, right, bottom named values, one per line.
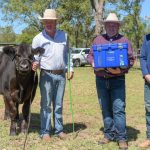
left=28, top=113, right=87, bottom=134
left=127, top=126, right=140, bottom=141
left=131, top=67, right=141, bottom=71
left=63, top=122, right=87, bottom=134
left=99, top=126, right=140, bottom=142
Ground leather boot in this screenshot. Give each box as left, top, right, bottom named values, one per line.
left=42, top=134, right=51, bottom=142
left=118, top=141, right=128, bottom=150
left=138, top=139, right=150, bottom=148
left=98, top=137, right=110, bottom=145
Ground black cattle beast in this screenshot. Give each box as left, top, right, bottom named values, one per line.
left=0, top=44, right=44, bottom=136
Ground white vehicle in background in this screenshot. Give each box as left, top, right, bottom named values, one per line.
left=71, top=48, right=90, bottom=67
left=0, top=46, right=4, bottom=52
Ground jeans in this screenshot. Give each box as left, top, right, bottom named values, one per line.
left=144, top=81, right=150, bottom=139
left=39, top=70, right=66, bottom=136
left=96, top=75, right=127, bottom=141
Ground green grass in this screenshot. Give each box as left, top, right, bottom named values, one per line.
left=0, top=65, right=147, bottom=150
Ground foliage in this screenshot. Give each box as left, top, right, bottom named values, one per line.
left=142, top=18, right=150, bottom=34
left=15, top=27, right=39, bottom=44
left=107, top=0, right=145, bottom=50
left=121, top=15, right=144, bottom=50
left=0, top=0, right=53, bottom=31
left=58, top=0, right=94, bottom=47
left=0, top=0, right=94, bottom=47
left=0, top=26, right=16, bottom=43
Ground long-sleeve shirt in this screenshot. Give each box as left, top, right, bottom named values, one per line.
left=140, top=34, right=150, bottom=77
left=32, top=29, right=73, bottom=72
left=87, top=34, right=134, bottom=77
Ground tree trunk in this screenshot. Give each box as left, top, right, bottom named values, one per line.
left=90, top=0, right=105, bottom=35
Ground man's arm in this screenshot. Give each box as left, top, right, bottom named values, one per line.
left=140, top=35, right=150, bottom=82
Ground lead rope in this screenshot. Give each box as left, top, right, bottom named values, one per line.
left=23, top=72, right=36, bottom=150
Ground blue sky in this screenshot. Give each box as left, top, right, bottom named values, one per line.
left=0, top=0, right=150, bottom=34
left=141, top=0, right=150, bottom=18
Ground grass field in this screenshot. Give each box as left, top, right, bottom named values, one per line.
left=0, top=65, right=147, bottom=150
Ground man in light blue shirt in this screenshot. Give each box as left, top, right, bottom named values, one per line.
left=139, top=34, right=150, bottom=148
left=32, top=9, right=74, bottom=141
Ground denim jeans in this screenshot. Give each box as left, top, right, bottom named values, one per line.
left=96, top=75, right=127, bottom=141
left=144, top=81, right=150, bottom=139
left=39, top=70, right=66, bottom=136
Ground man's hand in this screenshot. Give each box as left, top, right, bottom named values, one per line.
left=145, top=75, right=150, bottom=83
left=92, top=61, right=94, bottom=68
left=94, top=68, right=105, bottom=71
left=66, top=71, right=74, bottom=80
left=92, top=61, right=104, bottom=71
left=32, top=61, right=39, bottom=71
left=107, top=68, right=121, bottom=74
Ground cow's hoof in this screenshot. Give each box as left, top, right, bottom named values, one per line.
left=21, top=120, right=28, bottom=134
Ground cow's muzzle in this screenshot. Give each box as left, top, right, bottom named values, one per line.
left=15, top=58, right=32, bottom=75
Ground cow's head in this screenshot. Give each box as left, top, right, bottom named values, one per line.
left=3, top=44, right=44, bottom=75
left=14, top=44, right=44, bottom=75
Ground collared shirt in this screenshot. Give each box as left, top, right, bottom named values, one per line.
left=32, top=29, right=73, bottom=72
left=140, top=34, right=150, bottom=77
left=87, top=34, right=134, bottom=77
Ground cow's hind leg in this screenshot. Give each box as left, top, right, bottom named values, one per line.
left=9, top=100, right=18, bottom=136
left=4, top=97, right=10, bottom=120
left=21, top=81, right=37, bottom=134
left=4, top=94, right=18, bottom=136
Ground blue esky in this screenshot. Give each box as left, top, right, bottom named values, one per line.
left=0, top=0, right=150, bottom=34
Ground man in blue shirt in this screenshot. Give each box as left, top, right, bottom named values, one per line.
left=32, top=9, right=74, bottom=141
left=139, top=34, right=150, bottom=148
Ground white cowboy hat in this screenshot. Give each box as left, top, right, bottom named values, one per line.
left=39, top=9, right=58, bottom=20
left=102, top=13, right=122, bottom=24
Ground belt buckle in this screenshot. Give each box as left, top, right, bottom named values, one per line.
left=51, top=70, right=63, bottom=75
left=104, top=75, right=107, bottom=78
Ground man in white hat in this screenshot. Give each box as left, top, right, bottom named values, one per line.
left=87, top=13, right=134, bottom=150
left=32, top=9, right=74, bottom=141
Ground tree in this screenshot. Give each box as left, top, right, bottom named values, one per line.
left=58, top=0, right=94, bottom=47
left=0, top=26, right=16, bottom=43
left=90, top=0, right=105, bottom=35
left=1, top=0, right=94, bottom=47
left=0, top=0, right=54, bottom=32
left=107, top=0, right=145, bottom=50
left=15, top=27, right=38, bottom=44
left=118, top=0, right=144, bottom=50
left=143, top=18, right=150, bottom=34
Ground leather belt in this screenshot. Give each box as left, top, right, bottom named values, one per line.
left=42, top=69, right=64, bottom=75
left=103, top=75, right=125, bottom=79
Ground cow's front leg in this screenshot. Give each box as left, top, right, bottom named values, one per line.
left=10, top=120, right=17, bottom=136
left=21, top=101, right=30, bottom=134
left=21, top=120, right=28, bottom=134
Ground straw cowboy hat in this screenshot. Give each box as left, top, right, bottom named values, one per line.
left=102, top=13, right=122, bottom=24
left=39, top=9, right=58, bottom=20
